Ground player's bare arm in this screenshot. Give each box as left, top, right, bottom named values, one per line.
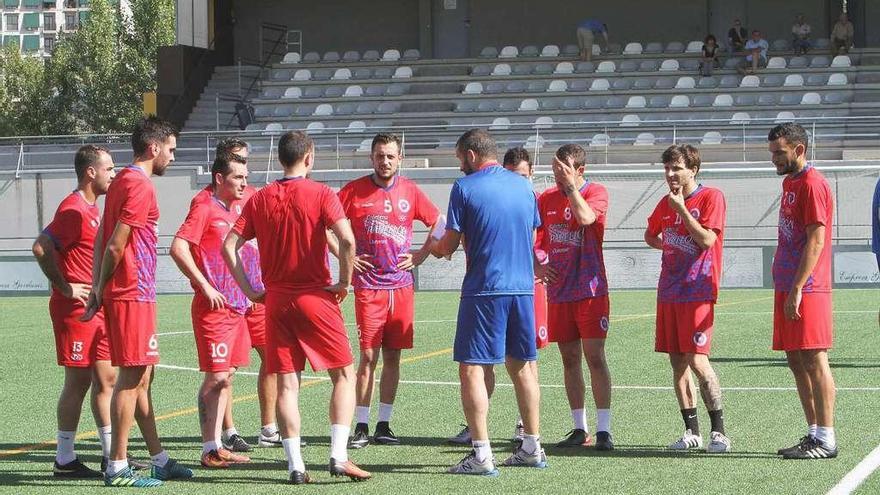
left=326, top=228, right=341, bottom=259
left=32, top=233, right=90, bottom=305
left=785, top=222, right=825, bottom=321
left=667, top=189, right=718, bottom=250
left=327, top=218, right=355, bottom=303
left=170, top=236, right=227, bottom=310
left=533, top=229, right=557, bottom=283
left=553, top=156, right=597, bottom=226
left=644, top=229, right=663, bottom=250
left=82, top=220, right=130, bottom=321
left=399, top=221, right=438, bottom=271
left=430, top=229, right=462, bottom=258
left=222, top=230, right=264, bottom=303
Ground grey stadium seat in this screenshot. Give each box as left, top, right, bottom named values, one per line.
left=323, top=51, right=340, bottom=63
left=692, top=95, right=713, bottom=107
left=612, top=78, right=632, bottom=90
left=271, top=69, right=292, bottom=81
left=534, top=63, right=554, bottom=75
left=665, top=41, right=685, bottom=53
left=735, top=94, right=758, bottom=106
left=680, top=59, right=700, bottom=71
left=639, top=60, right=659, bottom=72
left=373, top=67, right=394, bottom=78
left=324, top=86, right=344, bottom=98
left=312, top=68, right=332, bottom=81
left=294, top=104, right=315, bottom=116
left=342, top=51, right=360, bottom=62
left=503, top=81, right=525, bottom=93
left=480, top=46, right=498, bottom=58
left=724, top=57, right=743, bottom=69
left=386, top=84, right=408, bottom=96
left=485, top=81, right=506, bottom=93
left=303, top=86, right=324, bottom=98
left=353, top=68, right=372, bottom=79
left=633, top=78, right=654, bottom=90
left=719, top=75, right=740, bottom=88
left=376, top=101, right=400, bottom=114
left=365, top=85, right=386, bottom=97
left=648, top=95, right=670, bottom=108
left=271, top=105, right=294, bottom=117
left=618, top=60, right=638, bottom=72
left=780, top=93, right=801, bottom=105
left=810, top=56, right=831, bottom=68
left=562, top=44, right=579, bottom=56
left=513, top=64, right=532, bottom=76
left=362, top=50, right=380, bottom=61
left=303, top=51, right=320, bottom=63
left=698, top=76, right=718, bottom=88
left=806, top=74, right=828, bottom=86
left=823, top=92, right=847, bottom=104
left=763, top=74, right=784, bottom=87
left=644, top=42, right=663, bottom=53
left=604, top=96, right=626, bottom=109
left=472, top=64, right=492, bottom=77
left=788, top=56, right=808, bottom=68
left=455, top=101, right=477, bottom=112
left=576, top=61, right=595, bottom=73
left=254, top=105, right=273, bottom=117
left=569, top=80, right=588, bottom=92
left=262, top=87, right=285, bottom=99
left=562, top=98, right=582, bottom=110
left=527, top=81, right=548, bottom=92
left=771, top=39, right=789, bottom=51
left=521, top=45, right=539, bottom=57
left=477, top=101, right=498, bottom=112
left=654, top=77, right=675, bottom=89
left=402, top=49, right=420, bottom=60
left=540, top=99, right=560, bottom=111
left=758, top=94, right=778, bottom=106
left=336, top=103, right=356, bottom=115
left=356, top=102, right=379, bottom=114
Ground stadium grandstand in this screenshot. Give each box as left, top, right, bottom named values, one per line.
left=2, top=0, right=878, bottom=293
left=3, top=1, right=880, bottom=494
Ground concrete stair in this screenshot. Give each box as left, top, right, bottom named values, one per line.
left=184, top=65, right=263, bottom=132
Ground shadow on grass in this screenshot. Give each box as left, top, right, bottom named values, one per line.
left=712, top=356, right=880, bottom=369
left=545, top=444, right=777, bottom=459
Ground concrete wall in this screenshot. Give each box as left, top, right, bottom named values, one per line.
left=230, top=0, right=421, bottom=63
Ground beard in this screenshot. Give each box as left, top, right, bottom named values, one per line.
left=775, top=160, right=798, bottom=176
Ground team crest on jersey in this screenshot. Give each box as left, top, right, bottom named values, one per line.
left=689, top=208, right=701, bottom=220
left=600, top=316, right=609, bottom=332
left=538, top=326, right=548, bottom=340
left=693, top=331, right=708, bottom=347
left=90, top=219, right=99, bottom=228
left=397, top=199, right=411, bottom=213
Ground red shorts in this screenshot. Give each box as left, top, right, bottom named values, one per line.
left=104, top=299, right=159, bottom=367
left=245, top=303, right=267, bottom=348
left=548, top=295, right=610, bottom=343
left=354, top=286, right=414, bottom=350
left=773, top=291, right=833, bottom=351
left=192, top=296, right=251, bottom=372
left=655, top=301, right=714, bottom=355
left=50, top=295, right=110, bottom=367
left=265, top=289, right=354, bottom=373
left=534, top=282, right=549, bottom=349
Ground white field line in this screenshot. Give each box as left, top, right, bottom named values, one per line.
left=826, top=443, right=880, bottom=495
left=155, top=310, right=874, bottom=337
left=155, top=364, right=880, bottom=392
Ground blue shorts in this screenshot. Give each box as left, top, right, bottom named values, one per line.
left=454, top=295, right=537, bottom=364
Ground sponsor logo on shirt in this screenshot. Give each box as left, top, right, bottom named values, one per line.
left=548, top=224, right=582, bottom=247
left=662, top=228, right=700, bottom=255
left=364, top=214, right=408, bottom=245
left=779, top=217, right=795, bottom=241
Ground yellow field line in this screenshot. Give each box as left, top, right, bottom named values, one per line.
left=610, top=295, right=775, bottom=324
left=0, top=347, right=452, bottom=459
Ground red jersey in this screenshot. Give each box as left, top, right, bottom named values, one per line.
left=43, top=191, right=101, bottom=299
left=538, top=182, right=609, bottom=303
left=338, top=175, right=439, bottom=289
left=101, top=166, right=159, bottom=302
left=772, top=166, right=833, bottom=293
left=233, top=177, right=345, bottom=293
left=191, top=185, right=264, bottom=293
left=176, top=196, right=250, bottom=313
left=646, top=185, right=726, bottom=303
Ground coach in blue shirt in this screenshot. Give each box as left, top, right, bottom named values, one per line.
left=432, top=129, right=547, bottom=475
left=577, top=18, right=608, bottom=61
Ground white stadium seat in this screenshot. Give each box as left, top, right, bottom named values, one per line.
left=547, top=80, right=567, bottom=92
left=292, top=69, right=311, bottom=81
left=596, top=61, right=616, bottom=73
left=730, top=112, right=751, bottom=124
left=669, top=95, right=690, bottom=108
left=767, top=57, right=787, bottom=69
left=346, top=121, right=366, bottom=133
left=675, top=76, right=696, bottom=89
left=518, top=99, right=539, bottom=111
left=343, top=85, right=363, bottom=97
left=783, top=74, right=804, bottom=87
left=800, top=92, right=821, bottom=105
left=775, top=111, right=796, bottom=123
left=590, top=133, right=611, bottom=146
left=392, top=67, right=413, bottom=79
left=827, top=73, right=848, bottom=86
left=702, top=131, right=723, bottom=144
left=740, top=75, right=760, bottom=87
left=491, top=63, right=512, bottom=76
left=306, top=122, right=325, bottom=134
left=831, top=55, right=851, bottom=67
left=634, top=132, right=655, bottom=145
left=659, top=59, right=679, bottom=71
left=382, top=49, right=401, bottom=61
left=313, top=104, right=333, bottom=116
left=282, top=52, right=301, bottom=64
left=685, top=41, right=703, bottom=53
left=499, top=45, right=519, bottom=58
left=623, top=42, right=643, bottom=55
left=282, top=87, right=302, bottom=99
left=463, top=82, right=483, bottom=94
left=540, top=45, right=560, bottom=57
left=489, top=117, right=511, bottom=130
left=626, top=96, right=647, bottom=108
left=712, top=94, right=734, bottom=107
left=554, top=62, right=574, bottom=74
left=589, top=78, right=610, bottom=91
left=534, top=116, right=553, bottom=129
left=332, top=68, right=352, bottom=80
left=620, top=114, right=641, bottom=126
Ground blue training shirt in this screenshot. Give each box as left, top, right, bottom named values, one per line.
left=873, top=176, right=880, bottom=257
left=447, top=165, right=540, bottom=297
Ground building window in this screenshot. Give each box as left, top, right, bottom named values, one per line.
left=3, top=0, right=20, bottom=8
left=5, top=13, right=18, bottom=31
left=22, top=12, right=39, bottom=30
left=44, top=13, right=56, bottom=31
left=22, top=34, right=39, bottom=52
left=64, top=12, right=76, bottom=29
left=43, top=1, right=55, bottom=8
left=63, top=0, right=75, bottom=7
left=43, top=35, right=54, bottom=53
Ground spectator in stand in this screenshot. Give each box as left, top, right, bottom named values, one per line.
left=831, top=13, right=854, bottom=56
left=727, top=19, right=747, bottom=54
left=791, top=14, right=812, bottom=55
left=699, top=35, right=720, bottom=77
left=739, top=30, right=768, bottom=75
left=577, top=19, right=608, bottom=62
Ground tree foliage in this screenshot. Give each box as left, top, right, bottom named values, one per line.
left=0, top=0, right=175, bottom=136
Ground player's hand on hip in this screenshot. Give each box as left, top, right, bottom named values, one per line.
left=80, top=291, right=101, bottom=322
left=784, top=288, right=802, bottom=321
left=397, top=252, right=418, bottom=271
left=201, top=283, right=228, bottom=310
left=353, top=254, right=374, bottom=273
left=63, top=282, right=91, bottom=306
left=323, top=283, right=349, bottom=304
